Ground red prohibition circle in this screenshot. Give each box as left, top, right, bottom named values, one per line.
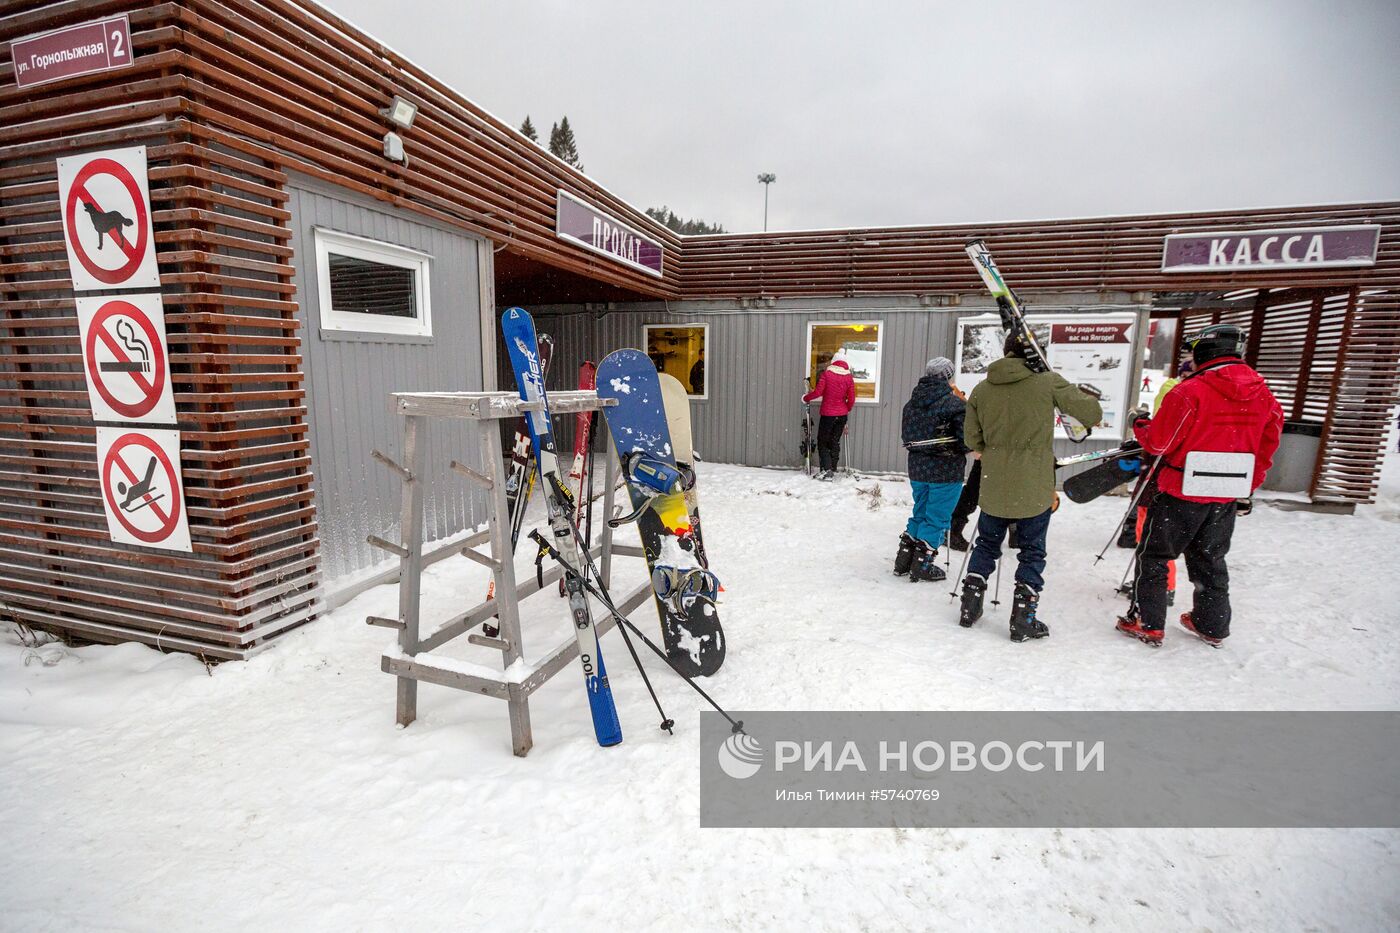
left=63, top=157, right=151, bottom=286
left=102, top=432, right=182, bottom=544
left=84, top=300, right=167, bottom=419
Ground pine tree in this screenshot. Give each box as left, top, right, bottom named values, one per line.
left=549, top=116, right=583, bottom=170
left=646, top=205, right=726, bottom=236
left=520, top=115, right=538, bottom=143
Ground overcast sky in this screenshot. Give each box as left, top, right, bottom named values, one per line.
left=322, top=0, right=1399, bottom=234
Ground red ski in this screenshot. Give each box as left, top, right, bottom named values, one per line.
left=560, top=361, right=598, bottom=595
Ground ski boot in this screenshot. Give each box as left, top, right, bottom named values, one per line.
left=906, top=539, right=928, bottom=582
left=958, top=573, right=987, bottom=627
left=1115, top=611, right=1164, bottom=647
left=948, top=528, right=970, bottom=552
left=894, top=533, right=917, bottom=577
left=1179, top=612, right=1224, bottom=647
left=1008, top=582, right=1050, bottom=642
left=909, top=542, right=946, bottom=583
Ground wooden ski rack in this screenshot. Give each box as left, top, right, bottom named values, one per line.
left=375, top=390, right=650, bottom=756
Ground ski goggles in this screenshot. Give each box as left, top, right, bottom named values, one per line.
left=651, top=566, right=719, bottom=603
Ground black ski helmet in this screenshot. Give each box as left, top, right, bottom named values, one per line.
left=1189, top=324, right=1245, bottom=365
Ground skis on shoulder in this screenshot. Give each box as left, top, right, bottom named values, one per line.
left=965, top=238, right=1092, bottom=443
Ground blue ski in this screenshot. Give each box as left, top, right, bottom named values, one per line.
left=502, top=307, right=622, bottom=747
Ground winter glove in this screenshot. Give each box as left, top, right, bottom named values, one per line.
left=1235, top=498, right=1254, bottom=516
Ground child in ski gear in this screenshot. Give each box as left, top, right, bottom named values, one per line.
left=960, top=333, right=1103, bottom=640
left=1117, top=324, right=1283, bottom=647
left=803, top=350, right=857, bottom=479
left=896, top=357, right=968, bottom=582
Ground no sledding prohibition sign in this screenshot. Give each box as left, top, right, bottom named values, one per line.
left=77, top=294, right=175, bottom=424
left=97, top=427, right=192, bottom=553
left=56, top=146, right=161, bottom=291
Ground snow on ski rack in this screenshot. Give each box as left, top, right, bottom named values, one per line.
left=373, top=389, right=645, bottom=757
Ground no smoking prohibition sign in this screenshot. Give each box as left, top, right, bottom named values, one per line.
left=96, top=426, right=192, bottom=553
left=57, top=146, right=160, bottom=291
left=76, top=293, right=176, bottom=424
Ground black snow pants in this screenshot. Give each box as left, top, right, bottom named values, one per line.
left=1132, top=492, right=1237, bottom=638
left=951, top=459, right=982, bottom=533
left=817, top=415, right=847, bottom=472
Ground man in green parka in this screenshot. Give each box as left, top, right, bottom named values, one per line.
left=958, top=333, right=1103, bottom=641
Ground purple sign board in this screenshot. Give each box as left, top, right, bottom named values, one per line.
left=556, top=190, right=663, bottom=278
left=10, top=14, right=133, bottom=90
left=1162, top=225, right=1380, bottom=273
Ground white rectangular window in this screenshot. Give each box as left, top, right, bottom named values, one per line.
left=643, top=323, right=709, bottom=399
left=806, top=321, right=883, bottom=403
left=314, top=228, right=432, bottom=338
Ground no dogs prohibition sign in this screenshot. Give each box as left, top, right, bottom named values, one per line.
left=96, top=426, right=192, bottom=553
left=76, top=293, right=176, bottom=424
left=57, top=146, right=160, bottom=291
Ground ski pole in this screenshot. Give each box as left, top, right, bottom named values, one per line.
left=529, top=530, right=745, bottom=735
left=530, top=529, right=674, bottom=734
left=991, top=555, right=1003, bottom=608
left=948, top=512, right=976, bottom=602
left=1094, top=452, right=1164, bottom=564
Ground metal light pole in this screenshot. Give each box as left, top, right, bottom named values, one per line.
left=757, top=173, right=776, bottom=231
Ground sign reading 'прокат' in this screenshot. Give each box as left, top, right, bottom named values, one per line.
left=1162, top=224, right=1380, bottom=273
left=556, top=190, right=663, bottom=277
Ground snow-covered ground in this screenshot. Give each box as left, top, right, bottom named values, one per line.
left=4, top=452, right=1400, bottom=931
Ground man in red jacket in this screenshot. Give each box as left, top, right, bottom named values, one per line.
left=802, top=351, right=857, bottom=480
left=1116, top=324, right=1283, bottom=647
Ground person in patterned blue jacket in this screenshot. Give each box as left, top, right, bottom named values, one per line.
left=895, top=357, right=969, bottom=582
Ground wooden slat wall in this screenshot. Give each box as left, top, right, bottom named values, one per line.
left=1, top=2, right=319, bottom=659
left=677, top=205, right=1400, bottom=298
left=1311, top=291, right=1400, bottom=503
left=1179, top=286, right=1400, bottom=505
left=170, top=0, right=680, bottom=300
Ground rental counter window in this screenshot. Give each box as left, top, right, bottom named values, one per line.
left=806, top=321, right=883, bottom=401
left=644, top=324, right=708, bottom=397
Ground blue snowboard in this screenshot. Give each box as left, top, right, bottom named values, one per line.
left=598, top=349, right=725, bottom=677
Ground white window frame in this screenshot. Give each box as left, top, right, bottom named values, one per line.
left=805, top=320, right=884, bottom=404
left=314, top=227, right=433, bottom=338
left=643, top=322, right=710, bottom=400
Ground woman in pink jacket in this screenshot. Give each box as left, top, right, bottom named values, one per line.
left=802, top=351, right=857, bottom=479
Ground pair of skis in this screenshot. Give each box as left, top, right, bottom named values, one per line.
left=965, top=239, right=1092, bottom=444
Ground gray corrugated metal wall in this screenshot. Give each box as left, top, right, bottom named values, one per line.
left=289, top=177, right=487, bottom=584
left=535, top=301, right=1147, bottom=474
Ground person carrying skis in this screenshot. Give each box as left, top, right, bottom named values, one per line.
left=1116, top=324, right=1283, bottom=647
left=895, top=357, right=968, bottom=582
left=802, top=349, right=857, bottom=480
left=958, top=333, right=1103, bottom=641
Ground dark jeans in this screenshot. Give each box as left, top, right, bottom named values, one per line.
left=968, top=507, right=1052, bottom=591
left=1133, top=493, right=1236, bottom=637
left=951, top=459, right=981, bottom=533
left=817, top=415, right=846, bottom=472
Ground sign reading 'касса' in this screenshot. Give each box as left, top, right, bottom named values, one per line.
left=556, top=190, right=663, bottom=277
left=1162, top=224, right=1380, bottom=273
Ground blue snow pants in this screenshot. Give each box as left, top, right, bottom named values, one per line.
left=906, top=481, right=963, bottom=548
